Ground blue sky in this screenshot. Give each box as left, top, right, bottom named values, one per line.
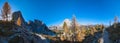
left=0, top=0, right=120, bottom=26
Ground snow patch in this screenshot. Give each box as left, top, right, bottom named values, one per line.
left=35, top=33, right=46, bottom=40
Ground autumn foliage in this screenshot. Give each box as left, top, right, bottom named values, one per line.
left=17, top=17, right=22, bottom=26
left=1, top=2, right=11, bottom=21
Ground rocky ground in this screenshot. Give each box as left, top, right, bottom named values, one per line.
left=0, top=21, right=49, bottom=43
left=106, top=23, right=120, bottom=43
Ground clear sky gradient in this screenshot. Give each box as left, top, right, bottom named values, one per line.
left=0, top=0, right=120, bottom=26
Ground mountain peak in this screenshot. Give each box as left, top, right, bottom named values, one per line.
left=59, top=18, right=71, bottom=27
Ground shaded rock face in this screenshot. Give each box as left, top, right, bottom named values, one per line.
left=28, top=19, right=55, bottom=35
left=12, top=11, right=26, bottom=26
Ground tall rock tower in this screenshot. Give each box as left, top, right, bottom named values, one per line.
left=12, top=11, right=26, bottom=26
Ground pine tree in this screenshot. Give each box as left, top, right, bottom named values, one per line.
left=114, top=16, right=118, bottom=24
left=114, top=16, right=118, bottom=28
left=71, top=15, right=79, bottom=32
left=109, top=20, right=111, bottom=26
left=63, top=22, right=69, bottom=40
left=71, top=15, right=80, bottom=41
left=1, top=2, right=11, bottom=21
left=63, top=22, right=68, bottom=34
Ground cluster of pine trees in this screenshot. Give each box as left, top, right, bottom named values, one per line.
left=59, top=15, right=86, bottom=42
left=58, top=15, right=105, bottom=42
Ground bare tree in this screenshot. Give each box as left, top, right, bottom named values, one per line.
left=71, top=15, right=77, bottom=32
left=71, top=15, right=80, bottom=41
left=114, top=16, right=118, bottom=28
left=114, top=16, right=118, bottom=24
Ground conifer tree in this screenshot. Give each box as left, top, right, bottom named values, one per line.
left=114, top=16, right=118, bottom=24
left=63, top=22, right=68, bottom=40
left=1, top=2, right=11, bottom=21
left=71, top=15, right=80, bottom=41
left=63, top=22, right=68, bottom=34
left=114, top=16, right=118, bottom=28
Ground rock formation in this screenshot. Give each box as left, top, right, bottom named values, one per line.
left=12, top=11, right=26, bottom=26
left=28, top=19, right=55, bottom=35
